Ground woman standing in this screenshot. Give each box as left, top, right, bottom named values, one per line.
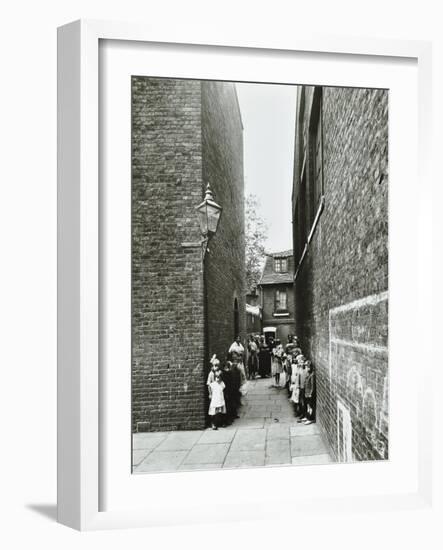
left=258, top=336, right=271, bottom=378
left=247, top=335, right=259, bottom=379
left=229, top=335, right=246, bottom=379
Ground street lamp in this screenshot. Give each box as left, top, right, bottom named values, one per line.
left=195, top=183, right=222, bottom=254
left=181, top=182, right=222, bottom=259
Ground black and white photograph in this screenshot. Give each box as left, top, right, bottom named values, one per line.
left=4, top=0, right=441, bottom=543
left=131, top=77, right=388, bottom=473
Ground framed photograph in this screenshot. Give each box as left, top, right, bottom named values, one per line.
left=57, top=19, right=432, bottom=530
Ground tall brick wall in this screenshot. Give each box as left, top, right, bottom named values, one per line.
left=293, top=86, right=389, bottom=461
left=201, top=82, right=246, bottom=363
left=131, top=78, right=245, bottom=432
left=132, top=77, right=206, bottom=431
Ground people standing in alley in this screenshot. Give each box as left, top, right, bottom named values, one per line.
left=221, top=361, right=235, bottom=425
left=290, top=355, right=300, bottom=407
left=247, top=334, right=259, bottom=379
left=230, top=358, right=242, bottom=418
left=268, top=336, right=276, bottom=379
left=284, top=351, right=293, bottom=396
left=303, top=362, right=316, bottom=425
left=268, top=335, right=276, bottom=354
left=258, top=335, right=271, bottom=378
left=207, top=354, right=221, bottom=387
left=285, top=334, right=296, bottom=357
left=229, top=335, right=246, bottom=379
left=208, top=371, right=226, bottom=430
left=295, top=355, right=308, bottom=422
left=229, top=335, right=245, bottom=360
left=280, top=353, right=288, bottom=388
left=272, top=339, right=284, bottom=387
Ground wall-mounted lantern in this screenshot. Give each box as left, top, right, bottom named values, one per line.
left=182, top=182, right=222, bottom=259
left=195, top=183, right=222, bottom=252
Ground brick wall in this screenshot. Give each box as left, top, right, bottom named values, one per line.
left=201, top=81, right=246, bottom=363
left=292, top=86, right=389, bottom=461
left=131, top=78, right=245, bottom=432
left=132, top=77, right=206, bottom=432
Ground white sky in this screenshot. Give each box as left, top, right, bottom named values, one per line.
left=236, top=82, right=297, bottom=253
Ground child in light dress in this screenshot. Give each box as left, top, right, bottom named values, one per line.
left=290, top=355, right=300, bottom=405
left=208, top=372, right=226, bottom=430
left=272, top=341, right=284, bottom=387
left=207, top=354, right=221, bottom=388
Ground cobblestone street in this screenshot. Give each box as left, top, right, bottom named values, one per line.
left=133, top=377, right=333, bottom=473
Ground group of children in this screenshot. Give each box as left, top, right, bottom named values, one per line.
left=206, top=334, right=316, bottom=429
left=284, top=337, right=316, bottom=425
left=206, top=353, right=246, bottom=430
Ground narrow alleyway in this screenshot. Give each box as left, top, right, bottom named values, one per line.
left=133, top=378, right=333, bottom=473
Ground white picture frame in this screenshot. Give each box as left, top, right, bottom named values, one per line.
left=57, top=19, right=433, bottom=531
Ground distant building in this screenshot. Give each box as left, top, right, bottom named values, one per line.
left=132, top=78, right=245, bottom=432
left=246, top=288, right=261, bottom=334
left=292, top=85, right=388, bottom=462
left=258, top=250, right=295, bottom=343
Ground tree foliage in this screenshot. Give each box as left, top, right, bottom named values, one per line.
left=245, top=193, right=268, bottom=292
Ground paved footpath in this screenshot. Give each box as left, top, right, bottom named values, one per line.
left=133, top=377, right=334, bottom=473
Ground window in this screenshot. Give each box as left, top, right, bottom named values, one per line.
left=274, top=257, right=288, bottom=273
left=275, top=289, right=287, bottom=311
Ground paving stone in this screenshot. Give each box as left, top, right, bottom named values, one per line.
left=269, top=414, right=294, bottom=423
left=290, top=435, right=328, bottom=457
left=132, top=433, right=168, bottom=450
left=231, top=428, right=266, bottom=451
left=132, top=450, right=150, bottom=466
left=265, top=417, right=296, bottom=427
left=183, top=443, right=230, bottom=464
left=223, top=450, right=265, bottom=468
left=135, top=450, right=187, bottom=472
left=198, top=429, right=236, bottom=444
left=231, top=417, right=265, bottom=429
left=291, top=454, right=332, bottom=466
left=247, top=406, right=280, bottom=415
left=247, top=397, right=273, bottom=403
left=268, top=410, right=286, bottom=418
left=156, top=431, right=203, bottom=451
left=132, top=378, right=333, bottom=473
left=265, top=438, right=291, bottom=465
left=290, top=424, right=321, bottom=437
left=266, top=424, right=290, bottom=440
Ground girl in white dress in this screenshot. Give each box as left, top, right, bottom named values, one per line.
left=208, top=372, right=226, bottom=430
left=272, top=341, right=284, bottom=387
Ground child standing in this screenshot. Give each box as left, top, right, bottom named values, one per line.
left=208, top=372, right=226, bottom=430
left=296, top=356, right=308, bottom=422
left=207, top=355, right=221, bottom=388
left=272, top=340, right=284, bottom=387
left=304, top=362, right=316, bottom=424
left=290, top=355, right=300, bottom=407
left=222, top=361, right=234, bottom=425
